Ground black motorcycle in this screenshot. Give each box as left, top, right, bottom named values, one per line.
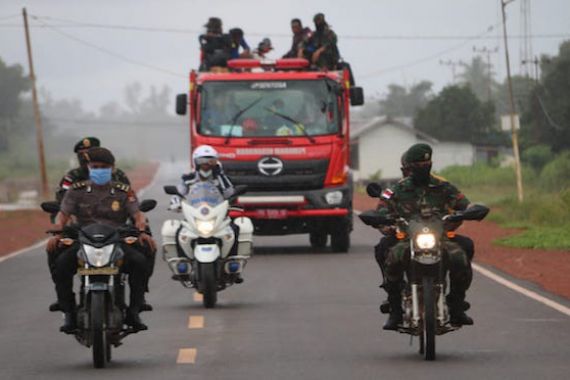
left=359, top=183, right=488, bottom=361
left=41, top=200, right=156, bottom=368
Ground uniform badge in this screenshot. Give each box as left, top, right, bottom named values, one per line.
left=111, top=200, right=120, bottom=211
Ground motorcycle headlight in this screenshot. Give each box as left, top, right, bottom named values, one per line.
left=415, top=233, right=436, bottom=250
left=196, top=219, right=215, bottom=236
left=83, top=244, right=115, bottom=267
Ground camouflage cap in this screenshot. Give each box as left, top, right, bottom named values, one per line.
left=86, top=147, right=115, bottom=165
left=74, top=137, right=100, bottom=153
left=404, top=143, right=433, bottom=163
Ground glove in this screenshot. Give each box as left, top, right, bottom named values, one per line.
left=168, top=196, right=182, bottom=211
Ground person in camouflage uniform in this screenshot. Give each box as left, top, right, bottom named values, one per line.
left=378, top=143, right=474, bottom=330
left=300, top=13, right=340, bottom=70
left=55, top=137, right=130, bottom=203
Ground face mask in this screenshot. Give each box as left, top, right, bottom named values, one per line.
left=199, top=169, right=213, bottom=179
left=89, top=168, right=113, bottom=185
left=410, top=163, right=432, bottom=185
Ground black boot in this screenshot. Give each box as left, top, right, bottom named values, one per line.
left=60, top=312, right=77, bottom=334
left=125, top=308, right=148, bottom=331
left=447, top=294, right=474, bottom=326
left=140, top=295, right=153, bottom=312
left=383, top=282, right=403, bottom=331
left=49, top=301, right=61, bottom=312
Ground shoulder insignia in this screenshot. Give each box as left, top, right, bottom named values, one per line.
left=113, top=182, right=130, bottom=192
left=72, top=181, right=88, bottom=190
left=431, top=174, right=448, bottom=183
left=381, top=189, right=394, bottom=200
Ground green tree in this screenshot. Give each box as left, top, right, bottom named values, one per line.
left=523, top=40, right=570, bottom=151
left=379, top=81, right=433, bottom=118
left=0, top=58, right=30, bottom=152
left=414, top=85, right=496, bottom=143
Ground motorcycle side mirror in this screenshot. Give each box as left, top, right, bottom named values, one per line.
left=40, top=201, right=60, bottom=214
left=139, top=199, right=157, bottom=212
left=163, top=185, right=181, bottom=196
left=366, top=183, right=382, bottom=198
left=461, top=204, right=490, bottom=221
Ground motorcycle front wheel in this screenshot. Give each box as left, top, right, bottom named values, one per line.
left=423, top=277, right=436, bottom=361
left=90, top=292, right=108, bottom=368
left=200, top=263, right=217, bottom=308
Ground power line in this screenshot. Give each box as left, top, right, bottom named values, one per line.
left=0, top=13, right=19, bottom=21
left=361, top=24, right=502, bottom=78
left=3, top=14, right=566, bottom=41
left=30, top=16, right=186, bottom=78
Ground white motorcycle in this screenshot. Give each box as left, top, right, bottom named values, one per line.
left=161, top=182, right=253, bottom=308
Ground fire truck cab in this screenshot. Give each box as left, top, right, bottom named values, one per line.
left=175, top=58, right=364, bottom=252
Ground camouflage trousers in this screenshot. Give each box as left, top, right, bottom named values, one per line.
left=384, top=240, right=472, bottom=294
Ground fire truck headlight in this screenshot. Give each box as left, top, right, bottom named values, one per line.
left=325, top=191, right=343, bottom=205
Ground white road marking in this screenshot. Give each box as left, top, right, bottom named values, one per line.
left=193, top=292, right=203, bottom=302
left=188, top=315, right=204, bottom=329
left=472, top=263, right=570, bottom=318
left=177, top=348, right=197, bottom=364
left=0, top=163, right=162, bottom=264
left=354, top=208, right=570, bottom=318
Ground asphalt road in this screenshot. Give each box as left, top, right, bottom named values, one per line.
left=1, top=162, right=569, bottom=379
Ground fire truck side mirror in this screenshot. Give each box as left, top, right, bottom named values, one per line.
left=349, top=87, right=364, bottom=106
left=176, top=93, right=188, bottom=115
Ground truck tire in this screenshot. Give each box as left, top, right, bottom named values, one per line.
left=310, top=232, right=327, bottom=249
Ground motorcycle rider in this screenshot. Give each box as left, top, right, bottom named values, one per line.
left=47, top=147, right=156, bottom=332
left=50, top=138, right=154, bottom=312
left=378, top=143, right=475, bottom=330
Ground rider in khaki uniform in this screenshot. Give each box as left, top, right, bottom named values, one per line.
left=378, top=144, right=474, bottom=330
left=47, top=147, right=155, bottom=332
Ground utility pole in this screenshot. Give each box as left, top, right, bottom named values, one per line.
left=473, top=46, right=499, bottom=101
left=501, top=0, right=524, bottom=202
left=22, top=7, right=49, bottom=199
left=522, top=56, right=540, bottom=81
left=439, top=59, right=464, bottom=84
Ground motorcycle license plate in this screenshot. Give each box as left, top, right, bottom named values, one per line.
left=77, top=267, right=119, bottom=276
left=255, top=209, right=288, bottom=219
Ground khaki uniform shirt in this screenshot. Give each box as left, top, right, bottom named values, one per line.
left=60, top=181, right=139, bottom=227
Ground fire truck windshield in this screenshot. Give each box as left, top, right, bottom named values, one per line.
left=198, top=80, right=340, bottom=138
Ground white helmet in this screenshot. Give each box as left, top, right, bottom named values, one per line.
left=192, top=145, right=219, bottom=162
left=192, top=145, right=219, bottom=178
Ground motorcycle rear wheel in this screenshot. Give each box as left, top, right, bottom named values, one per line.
left=91, top=292, right=108, bottom=368
left=423, top=277, right=436, bottom=361
left=200, top=263, right=217, bottom=308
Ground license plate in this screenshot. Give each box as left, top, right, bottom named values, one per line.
left=255, top=209, right=288, bottom=219
left=77, top=267, right=119, bottom=276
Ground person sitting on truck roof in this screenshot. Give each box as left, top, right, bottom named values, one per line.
left=199, top=17, right=232, bottom=72
left=283, top=19, right=312, bottom=59
left=300, top=13, right=340, bottom=70
left=229, top=28, right=252, bottom=59
left=252, top=38, right=273, bottom=60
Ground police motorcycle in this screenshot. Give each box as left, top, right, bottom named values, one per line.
left=359, top=183, right=488, bottom=361
left=41, top=199, right=156, bottom=369
left=162, top=182, right=253, bottom=308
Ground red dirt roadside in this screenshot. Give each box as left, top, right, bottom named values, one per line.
left=0, top=162, right=159, bottom=258
left=354, top=193, right=570, bottom=300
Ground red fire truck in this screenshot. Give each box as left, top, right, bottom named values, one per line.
left=175, top=58, right=364, bottom=252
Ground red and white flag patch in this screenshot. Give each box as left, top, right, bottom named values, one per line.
left=381, top=189, right=394, bottom=200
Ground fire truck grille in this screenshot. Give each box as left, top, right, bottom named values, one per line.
left=222, top=159, right=329, bottom=191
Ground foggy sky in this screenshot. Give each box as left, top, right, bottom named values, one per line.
left=1, top=0, right=569, bottom=113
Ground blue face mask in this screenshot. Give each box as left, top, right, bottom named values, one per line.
left=89, top=167, right=113, bottom=185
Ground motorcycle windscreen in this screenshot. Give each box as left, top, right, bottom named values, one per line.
left=187, top=182, right=224, bottom=208
left=194, top=244, right=220, bottom=263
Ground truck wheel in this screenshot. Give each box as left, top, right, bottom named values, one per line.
left=310, top=232, right=327, bottom=249
left=331, top=229, right=350, bottom=253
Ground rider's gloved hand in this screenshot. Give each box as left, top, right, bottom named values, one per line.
left=168, top=196, right=182, bottom=211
